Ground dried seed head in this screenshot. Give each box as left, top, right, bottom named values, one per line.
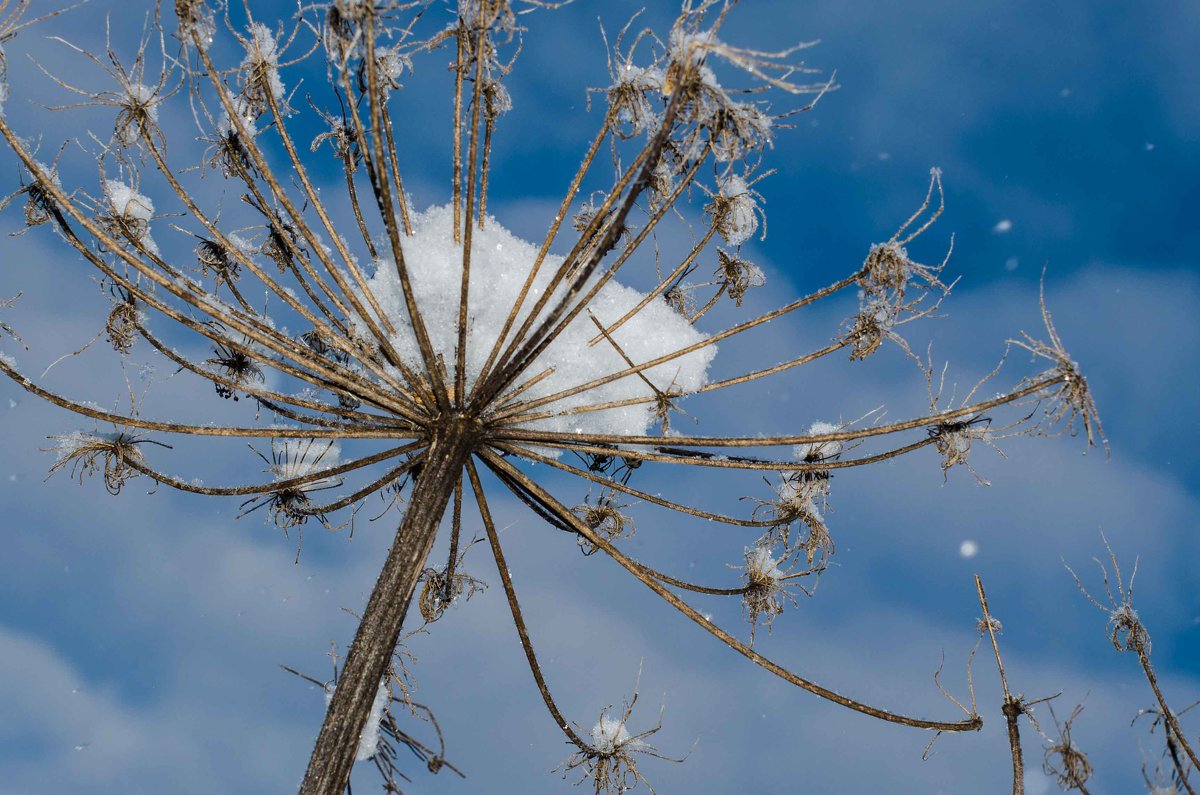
left=310, top=116, right=360, bottom=166
left=207, top=98, right=258, bottom=177
left=105, top=297, right=139, bottom=355
left=13, top=160, right=60, bottom=227
left=481, top=76, right=512, bottom=119
left=238, top=23, right=287, bottom=116
left=1043, top=705, right=1094, bottom=792
left=976, top=615, right=1003, bottom=635
left=417, top=566, right=486, bottom=624
left=113, top=83, right=162, bottom=147
left=1107, top=603, right=1150, bottom=654
left=739, top=545, right=799, bottom=640
left=557, top=691, right=671, bottom=795
left=707, top=173, right=762, bottom=246
left=376, top=45, right=411, bottom=94
left=101, top=179, right=158, bottom=256
left=571, top=490, right=635, bottom=555
left=1012, top=294, right=1107, bottom=454
left=607, top=62, right=667, bottom=139
left=194, top=235, right=253, bottom=284
left=46, top=430, right=148, bottom=495
left=174, top=0, right=215, bottom=48
left=793, top=420, right=842, bottom=462
left=205, top=339, right=265, bottom=400
left=715, top=249, right=765, bottom=306
left=239, top=439, right=344, bottom=534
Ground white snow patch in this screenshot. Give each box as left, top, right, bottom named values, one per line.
left=355, top=205, right=715, bottom=443
left=793, top=420, right=842, bottom=461
left=323, top=679, right=391, bottom=762
left=590, top=715, right=646, bottom=754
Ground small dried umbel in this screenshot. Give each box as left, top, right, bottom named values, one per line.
left=571, top=489, right=635, bottom=555
left=845, top=169, right=950, bottom=360
left=738, top=544, right=807, bottom=641
left=238, top=439, right=344, bottom=537
left=705, top=172, right=764, bottom=247
left=714, top=248, right=765, bottom=306
left=205, top=338, right=265, bottom=400
left=417, top=564, right=485, bottom=624
left=557, top=686, right=678, bottom=795
left=46, top=430, right=164, bottom=496
left=1042, top=704, right=1094, bottom=793
left=0, top=159, right=59, bottom=229
left=1012, top=285, right=1108, bottom=454
left=104, top=293, right=139, bottom=355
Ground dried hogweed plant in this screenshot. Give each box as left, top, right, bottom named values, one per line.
left=0, top=0, right=1106, bottom=792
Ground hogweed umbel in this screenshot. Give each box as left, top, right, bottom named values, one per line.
left=0, top=0, right=1105, bottom=792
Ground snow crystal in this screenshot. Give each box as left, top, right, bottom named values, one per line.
left=669, top=28, right=720, bottom=66
left=715, top=175, right=759, bottom=246
left=793, top=421, right=842, bottom=461
left=127, top=83, right=160, bottom=122
left=226, top=233, right=258, bottom=259
left=355, top=205, right=715, bottom=442
left=104, top=180, right=154, bottom=222
left=0, top=351, right=16, bottom=367
left=323, top=679, right=390, bottom=762
left=273, top=439, right=340, bottom=484
left=243, top=23, right=286, bottom=104
left=746, top=546, right=784, bottom=582
left=33, top=161, right=62, bottom=188
left=959, top=540, right=979, bottom=558
left=992, top=219, right=1013, bottom=234
left=590, top=715, right=645, bottom=754
left=355, top=680, right=390, bottom=761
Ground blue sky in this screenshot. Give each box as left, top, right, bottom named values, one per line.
left=1, top=1, right=1198, bottom=793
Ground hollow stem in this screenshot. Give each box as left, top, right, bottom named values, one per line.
left=299, top=425, right=474, bottom=795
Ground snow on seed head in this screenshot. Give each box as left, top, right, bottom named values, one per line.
left=355, top=205, right=715, bottom=444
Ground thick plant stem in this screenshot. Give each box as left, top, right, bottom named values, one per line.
left=299, top=424, right=474, bottom=795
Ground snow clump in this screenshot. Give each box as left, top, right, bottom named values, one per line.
left=356, top=205, right=716, bottom=442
